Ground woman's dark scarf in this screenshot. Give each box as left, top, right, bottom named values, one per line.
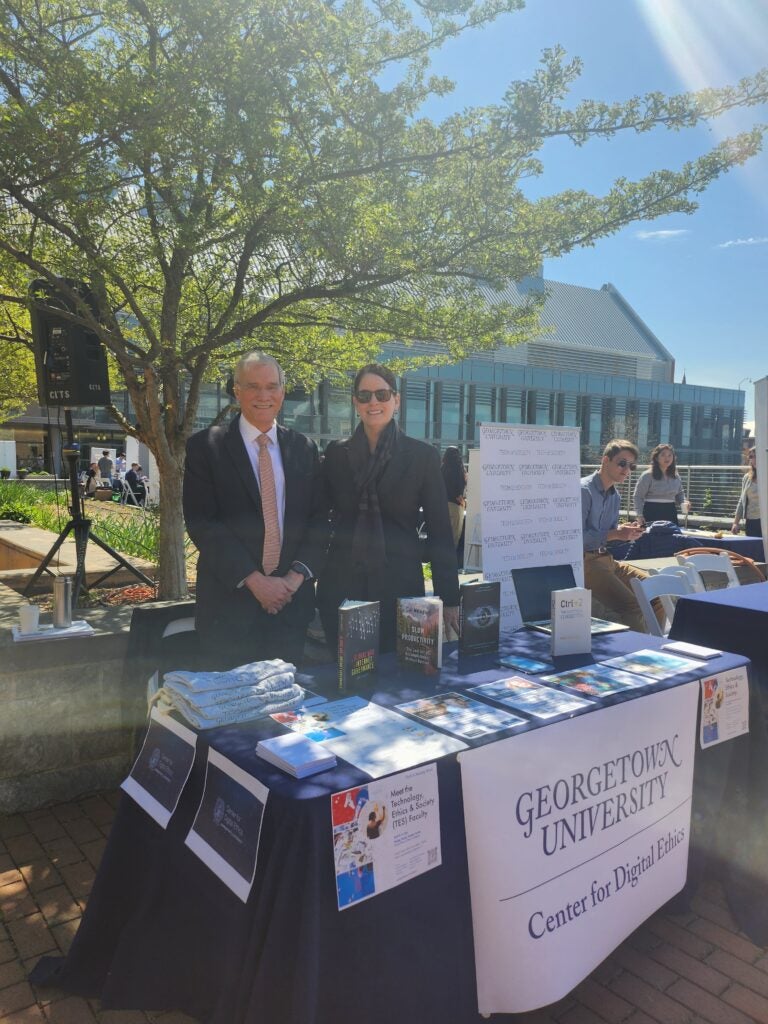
left=348, top=419, right=398, bottom=572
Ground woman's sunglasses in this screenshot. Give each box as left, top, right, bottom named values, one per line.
left=356, top=388, right=394, bottom=403
left=615, top=459, right=637, bottom=470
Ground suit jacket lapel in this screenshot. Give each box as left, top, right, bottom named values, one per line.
left=224, top=414, right=263, bottom=512
left=278, top=426, right=295, bottom=533
left=379, top=429, right=412, bottom=490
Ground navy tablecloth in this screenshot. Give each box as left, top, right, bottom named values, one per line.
left=613, top=531, right=764, bottom=562
left=31, top=631, right=763, bottom=1022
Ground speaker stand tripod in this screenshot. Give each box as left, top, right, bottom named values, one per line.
left=23, top=411, right=155, bottom=607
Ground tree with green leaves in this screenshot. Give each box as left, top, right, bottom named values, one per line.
left=0, top=260, right=38, bottom=420
left=0, top=0, right=765, bottom=598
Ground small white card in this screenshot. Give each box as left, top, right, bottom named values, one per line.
left=700, top=667, right=749, bottom=749
left=550, top=587, right=591, bottom=657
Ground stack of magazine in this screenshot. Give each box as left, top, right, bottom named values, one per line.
left=256, top=733, right=337, bottom=779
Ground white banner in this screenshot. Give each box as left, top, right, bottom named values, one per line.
left=459, top=684, right=698, bottom=1014
left=479, top=424, right=583, bottom=632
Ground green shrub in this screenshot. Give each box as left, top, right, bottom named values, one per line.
left=0, top=503, right=32, bottom=523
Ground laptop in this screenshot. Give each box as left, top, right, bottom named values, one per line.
left=511, top=564, right=629, bottom=633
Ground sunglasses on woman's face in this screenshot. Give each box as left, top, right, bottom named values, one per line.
left=356, top=388, right=394, bottom=403
left=614, top=458, right=637, bottom=470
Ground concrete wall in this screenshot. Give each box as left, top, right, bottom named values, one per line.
left=0, top=628, right=136, bottom=814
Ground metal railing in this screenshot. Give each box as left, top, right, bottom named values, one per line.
left=582, top=464, right=749, bottom=525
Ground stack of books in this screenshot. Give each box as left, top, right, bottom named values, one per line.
left=256, top=733, right=337, bottom=779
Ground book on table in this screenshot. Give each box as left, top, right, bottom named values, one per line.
left=256, top=733, right=337, bottom=779
left=337, top=599, right=380, bottom=690
left=459, top=580, right=501, bottom=655
left=396, top=596, right=443, bottom=674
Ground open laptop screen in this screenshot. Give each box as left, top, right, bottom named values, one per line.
left=511, top=564, right=577, bottom=623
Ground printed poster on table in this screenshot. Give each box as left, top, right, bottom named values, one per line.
left=700, top=667, right=749, bottom=748
left=185, top=748, right=268, bottom=902
left=331, top=763, right=441, bottom=910
left=479, top=424, right=583, bottom=633
left=121, top=707, right=197, bottom=828
left=459, top=683, right=698, bottom=1014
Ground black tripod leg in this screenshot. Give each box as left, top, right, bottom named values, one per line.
left=23, top=521, right=75, bottom=597
left=71, top=519, right=93, bottom=608
left=86, top=530, right=156, bottom=589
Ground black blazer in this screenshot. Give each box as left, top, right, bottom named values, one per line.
left=183, top=416, right=328, bottom=644
left=317, top=430, right=459, bottom=647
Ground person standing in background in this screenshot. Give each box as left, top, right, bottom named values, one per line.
left=732, top=448, right=761, bottom=537
left=97, top=450, right=113, bottom=486
left=633, top=444, right=688, bottom=526
left=441, top=446, right=467, bottom=549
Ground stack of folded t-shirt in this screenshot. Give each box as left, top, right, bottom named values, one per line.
left=152, top=658, right=305, bottom=729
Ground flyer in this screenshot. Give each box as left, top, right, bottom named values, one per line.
left=396, top=691, right=526, bottom=740
left=600, top=649, right=703, bottom=681
left=700, top=667, right=749, bottom=748
left=185, top=748, right=269, bottom=902
left=121, top=708, right=197, bottom=828
left=542, top=665, right=647, bottom=698
left=273, top=695, right=466, bottom=778
left=469, top=676, right=593, bottom=720
left=331, top=763, right=441, bottom=909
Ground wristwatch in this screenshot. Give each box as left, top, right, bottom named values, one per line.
left=290, top=561, right=313, bottom=582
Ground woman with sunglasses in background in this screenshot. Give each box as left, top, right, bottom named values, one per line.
left=732, top=448, right=761, bottom=537
left=633, top=443, right=689, bottom=526
left=317, top=363, right=460, bottom=654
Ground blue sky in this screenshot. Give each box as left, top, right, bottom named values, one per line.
left=418, top=0, right=767, bottom=424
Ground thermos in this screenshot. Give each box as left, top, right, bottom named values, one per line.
left=53, top=575, right=73, bottom=629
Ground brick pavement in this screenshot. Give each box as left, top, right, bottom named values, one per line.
left=2, top=793, right=767, bottom=1023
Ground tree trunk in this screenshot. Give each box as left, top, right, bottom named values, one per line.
left=155, top=449, right=189, bottom=601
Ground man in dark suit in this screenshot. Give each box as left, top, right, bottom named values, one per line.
left=183, top=353, right=328, bottom=668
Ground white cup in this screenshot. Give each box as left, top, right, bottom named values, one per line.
left=19, top=603, right=40, bottom=634
left=681, top=500, right=692, bottom=515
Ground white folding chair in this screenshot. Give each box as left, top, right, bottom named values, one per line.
left=630, top=574, right=692, bottom=637
left=653, top=564, right=705, bottom=593
left=676, top=552, right=740, bottom=589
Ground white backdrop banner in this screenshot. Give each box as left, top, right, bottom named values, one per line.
left=459, top=683, right=698, bottom=1014
left=479, top=423, right=583, bottom=632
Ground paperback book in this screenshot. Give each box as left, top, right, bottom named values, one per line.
left=338, top=600, right=380, bottom=691
left=396, top=596, right=443, bottom=674
left=541, top=665, right=648, bottom=699
left=498, top=654, right=552, bottom=674
left=459, top=580, right=501, bottom=655
left=469, top=676, right=593, bottom=719
left=256, top=733, right=337, bottom=779
left=661, top=641, right=721, bottom=661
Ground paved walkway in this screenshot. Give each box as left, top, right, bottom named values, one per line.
left=2, top=793, right=768, bottom=1023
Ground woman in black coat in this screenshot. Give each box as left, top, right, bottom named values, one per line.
left=317, top=364, right=460, bottom=653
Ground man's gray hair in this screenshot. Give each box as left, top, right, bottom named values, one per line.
left=234, top=352, right=285, bottom=388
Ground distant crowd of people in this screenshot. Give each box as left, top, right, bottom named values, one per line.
left=82, top=450, right=148, bottom=505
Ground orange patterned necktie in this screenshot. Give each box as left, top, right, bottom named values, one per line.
left=257, top=433, right=281, bottom=574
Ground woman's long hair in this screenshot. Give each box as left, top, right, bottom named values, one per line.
left=748, top=447, right=757, bottom=481
left=650, top=444, right=678, bottom=480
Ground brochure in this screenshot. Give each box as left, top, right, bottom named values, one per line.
left=600, top=648, right=703, bottom=681
left=498, top=654, right=552, bottom=674
left=273, top=695, right=466, bottom=778
left=700, top=667, right=749, bottom=748
left=541, top=665, right=647, bottom=699
left=469, top=676, right=593, bottom=720
left=332, top=763, right=441, bottom=910
left=395, top=691, right=526, bottom=740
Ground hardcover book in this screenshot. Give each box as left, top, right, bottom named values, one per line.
left=396, top=596, right=443, bottom=674
left=338, top=600, right=380, bottom=691
left=459, top=580, right=501, bottom=655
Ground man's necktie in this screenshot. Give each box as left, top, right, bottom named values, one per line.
left=257, top=433, right=281, bottom=574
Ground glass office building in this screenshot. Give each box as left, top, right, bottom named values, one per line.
left=4, top=275, right=745, bottom=468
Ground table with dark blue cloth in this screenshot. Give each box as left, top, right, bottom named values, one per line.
left=30, top=630, right=764, bottom=1023
left=613, top=531, right=764, bottom=562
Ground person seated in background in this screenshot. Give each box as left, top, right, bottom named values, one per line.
left=124, top=462, right=146, bottom=505
left=633, top=443, right=689, bottom=526
left=581, top=439, right=657, bottom=633
left=83, top=462, right=101, bottom=498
